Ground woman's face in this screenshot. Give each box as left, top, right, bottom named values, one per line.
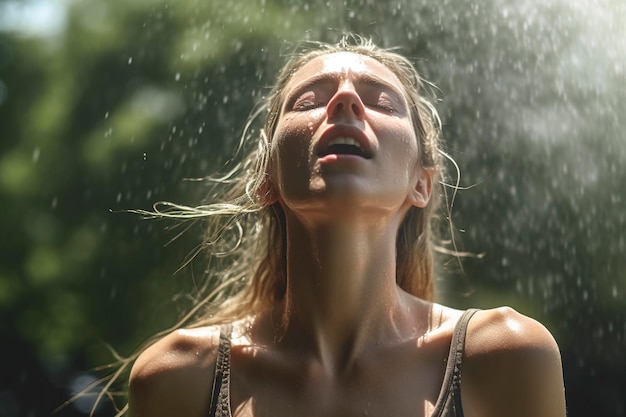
left=269, top=52, right=431, bottom=221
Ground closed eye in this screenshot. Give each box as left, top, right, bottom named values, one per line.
left=362, top=90, right=400, bottom=115
left=373, top=103, right=395, bottom=113
left=366, top=99, right=396, bottom=114
left=291, top=90, right=318, bottom=110
left=286, top=80, right=334, bottom=112
left=293, top=100, right=322, bottom=111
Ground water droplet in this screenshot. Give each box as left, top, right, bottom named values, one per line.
left=127, top=56, right=133, bottom=65
left=32, top=147, right=40, bottom=163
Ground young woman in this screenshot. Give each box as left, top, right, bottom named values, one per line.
left=127, top=37, right=566, bottom=417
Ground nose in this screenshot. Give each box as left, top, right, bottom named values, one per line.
left=326, top=83, right=365, bottom=122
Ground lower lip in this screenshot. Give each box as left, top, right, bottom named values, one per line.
left=318, top=154, right=368, bottom=163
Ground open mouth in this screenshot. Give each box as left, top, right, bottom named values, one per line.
left=318, top=137, right=371, bottom=159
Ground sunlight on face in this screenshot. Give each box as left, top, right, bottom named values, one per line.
left=320, top=52, right=371, bottom=75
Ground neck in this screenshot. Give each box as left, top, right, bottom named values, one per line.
left=274, top=211, right=417, bottom=374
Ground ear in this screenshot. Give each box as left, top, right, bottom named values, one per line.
left=408, top=167, right=433, bottom=208
left=255, top=174, right=279, bottom=207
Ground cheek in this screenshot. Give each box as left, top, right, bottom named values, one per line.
left=273, top=112, right=311, bottom=138
left=269, top=115, right=315, bottom=197
left=272, top=115, right=312, bottom=162
left=383, top=120, right=420, bottom=163
left=381, top=122, right=422, bottom=190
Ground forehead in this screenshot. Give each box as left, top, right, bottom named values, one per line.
left=285, top=52, right=405, bottom=93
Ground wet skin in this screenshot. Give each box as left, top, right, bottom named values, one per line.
left=269, top=52, right=431, bottom=225
left=128, top=52, right=567, bottom=417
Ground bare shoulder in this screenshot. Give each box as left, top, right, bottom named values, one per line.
left=462, top=307, right=567, bottom=417
left=465, top=307, right=559, bottom=354
left=128, top=326, right=221, bottom=417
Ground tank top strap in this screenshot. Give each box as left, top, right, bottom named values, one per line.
left=431, top=308, right=480, bottom=417
left=208, top=311, right=479, bottom=417
left=208, top=324, right=233, bottom=417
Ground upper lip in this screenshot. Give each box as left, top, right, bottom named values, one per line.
left=316, top=124, right=373, bottom=159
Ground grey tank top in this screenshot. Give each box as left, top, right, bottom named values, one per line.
left=208, top=309, right=479, bottom=417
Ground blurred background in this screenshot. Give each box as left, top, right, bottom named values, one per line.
left=0, top=0, right=624, bottom=415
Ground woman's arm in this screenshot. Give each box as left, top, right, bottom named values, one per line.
left=462, top=307, right=567, bottom=417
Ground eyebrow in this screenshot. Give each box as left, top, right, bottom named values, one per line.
left=285, top=71, right=406, bottom=106
left=357, top=73, right=405, bottom=99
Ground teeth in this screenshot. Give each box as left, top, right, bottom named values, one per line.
left=327, top=137, right=363, bottom=150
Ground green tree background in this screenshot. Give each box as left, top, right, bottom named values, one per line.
left=0, top=0, right=624, bottom=416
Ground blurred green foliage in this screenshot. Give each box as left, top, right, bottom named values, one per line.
left=0, top=0, right=624, bottom=416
